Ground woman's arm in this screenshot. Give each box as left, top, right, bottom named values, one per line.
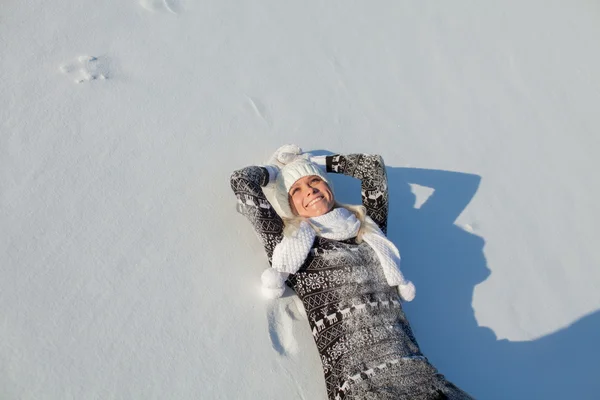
left=230, top=166, right=284, bottom=263
left=320, top=154, right=389, bottom=234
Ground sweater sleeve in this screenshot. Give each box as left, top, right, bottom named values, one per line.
left=326, top=154, right=389, bottom=234
left=230, top=166, right=284, bottom=263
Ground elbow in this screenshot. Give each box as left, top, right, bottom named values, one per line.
left=363, top=153, right=385, bottom=164
left=368, top=154, right=386, bottom=169
left=230, top=169, right=242, bottom=191
left=230, top=168, right=250, bottom=193
left=230, top=166, right=266, bottom=193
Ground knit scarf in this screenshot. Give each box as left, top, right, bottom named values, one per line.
left=271, top=207, right=408, bottom=287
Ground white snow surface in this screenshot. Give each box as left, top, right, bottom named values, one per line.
left=2, top=0, right=600, bottom=398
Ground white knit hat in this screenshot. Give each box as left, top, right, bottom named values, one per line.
left=274, top=158, right=331, bottom=219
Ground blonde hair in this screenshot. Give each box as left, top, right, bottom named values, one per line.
left=282, top=201, right=376, bottom=242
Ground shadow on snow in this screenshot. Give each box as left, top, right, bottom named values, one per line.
left=317, top=150, right=599, bottom=399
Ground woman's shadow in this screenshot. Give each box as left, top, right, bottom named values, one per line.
left=327, top=159, right=599, bottom=399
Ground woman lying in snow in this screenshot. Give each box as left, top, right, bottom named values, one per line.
left=230, top=145, right=473, bottom=400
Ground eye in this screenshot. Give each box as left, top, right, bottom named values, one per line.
left=310, top=177, right=321, bottom=184
left=291, top=187, right=299, bottom=195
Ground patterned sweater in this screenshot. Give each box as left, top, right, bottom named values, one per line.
left=231, top=154, right=472, bottom=400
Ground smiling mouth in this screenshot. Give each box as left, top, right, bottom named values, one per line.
left=305, top=195, right=324, bottom=207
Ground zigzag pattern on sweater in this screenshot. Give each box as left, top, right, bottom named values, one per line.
left=231, top=155, right=473, bottom=400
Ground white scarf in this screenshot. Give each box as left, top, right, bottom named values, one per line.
left=261, top=208, right=414, bottom=300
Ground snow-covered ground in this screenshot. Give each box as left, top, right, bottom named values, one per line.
left=2, top=0, right=599, bottom=398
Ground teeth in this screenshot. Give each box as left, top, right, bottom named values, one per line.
left=306, top=196, right=324, bottom=207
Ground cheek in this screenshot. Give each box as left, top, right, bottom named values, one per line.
left=323, top=186, right=334, bottom=203
left=291, top=193, right=303, bottom=210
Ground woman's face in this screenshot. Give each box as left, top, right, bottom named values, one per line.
left=289, top=175, right=335, bottom=218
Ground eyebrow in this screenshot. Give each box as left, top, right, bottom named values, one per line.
left=290, top=176, right=320, bottom=191
left=290, top=180, right=304, bottom=190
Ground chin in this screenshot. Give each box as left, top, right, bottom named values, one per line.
left=307, top=205, right=332, bottom=218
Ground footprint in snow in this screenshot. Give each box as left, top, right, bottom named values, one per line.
left=245, top=96, right=272, bottom=127
left=60, top=55, right=110, bottom=84
left=140, top=0, right=182, bottom=14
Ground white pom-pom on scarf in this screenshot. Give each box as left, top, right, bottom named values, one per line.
left=398, top=281, right=416, bottom=302
left=261, top=268, right=289, bottom=299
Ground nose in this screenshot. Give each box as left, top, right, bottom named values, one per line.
left=307, top=186, right=319, bottom=196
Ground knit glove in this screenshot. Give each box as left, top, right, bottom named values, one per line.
left=397, top=281, right=416, bottom=302
left=260, top=268, right=290, bottom=299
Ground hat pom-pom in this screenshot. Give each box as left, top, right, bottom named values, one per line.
left=398, top=281, right=416, bottom=302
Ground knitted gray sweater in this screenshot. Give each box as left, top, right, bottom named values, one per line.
left=231, top=154, right=472, bottom=400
